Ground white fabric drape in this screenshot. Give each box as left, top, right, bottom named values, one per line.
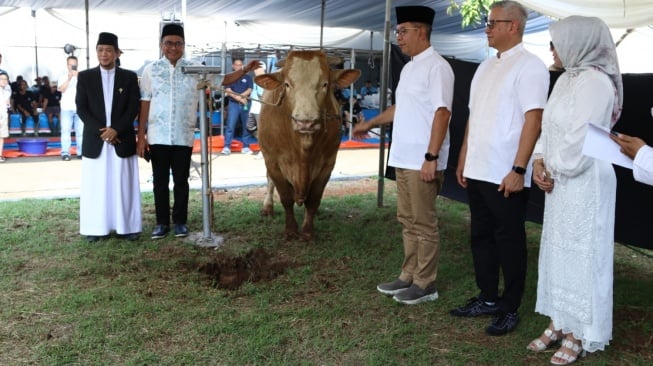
left=520, top=0, right=653, bottom=28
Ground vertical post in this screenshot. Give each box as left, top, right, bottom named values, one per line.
left=182, top=65, right=223, bottom=247
left=32, top=9, right=39, bottom=78
left=85, top=0, right=90, bottom=69
left=197, top=83, right=212, bottom=239
left=348, top=48, right=356, bottom=140
left=377, top=0, right=391, bottom=208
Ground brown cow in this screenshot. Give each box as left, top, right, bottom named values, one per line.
left=255, top=50, right=360, bottom=240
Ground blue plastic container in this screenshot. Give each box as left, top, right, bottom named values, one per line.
left=17, top=139, right=48, bottom=154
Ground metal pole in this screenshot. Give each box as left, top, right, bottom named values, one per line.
left=85, top=0, right=90, bottom=68
left=32, top=9, right=39, bottom=78
left=348, top=48, right=355, bottom=140
left=320, top=0, right=325, bottom=49
left=377, top=0, right=391, bottom=208
left=182, top=65, right=223, bottom=247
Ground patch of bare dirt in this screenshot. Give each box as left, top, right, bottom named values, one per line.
left=197, top=178, right=381, bottom=289
left=197, top=248, right=293, bottom=289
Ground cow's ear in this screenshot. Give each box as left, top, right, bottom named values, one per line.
left=332, top=69, right=361, bottom=89
left=255, top=73, right=282, bottom=90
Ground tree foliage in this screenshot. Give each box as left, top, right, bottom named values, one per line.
left=447, top=0, right=497, bottom=28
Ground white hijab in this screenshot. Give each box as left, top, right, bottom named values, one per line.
left=549, top=16, right=623, bottom=126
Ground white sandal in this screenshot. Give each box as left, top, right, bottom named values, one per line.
left=527, top=327, right=562, bottom=352
left=551, top=338, right=586, bottom=365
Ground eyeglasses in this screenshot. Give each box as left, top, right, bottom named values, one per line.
left=484, top=18, right=512, bottom=29
left=163, top=40, right=184, bottom=48
left=394, top=27, right=419, bottom=37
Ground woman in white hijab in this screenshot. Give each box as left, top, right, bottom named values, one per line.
left=527, top=16, right=623, bottom=365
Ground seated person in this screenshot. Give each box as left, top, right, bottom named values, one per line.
left=11, top=79, right=40, bottom=136
left=360, top=79, right=378, bottom=96
left=342, top=96, right=363, bottom=134
left=41, top=82, right=61, bottom=135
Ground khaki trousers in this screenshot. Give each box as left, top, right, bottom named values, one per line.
left=396, top=168, right=444, bottom=289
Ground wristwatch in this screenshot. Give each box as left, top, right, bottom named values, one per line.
left=424, top=152, right=439, bottom=162
left=512, top=165, right=526, bottom=175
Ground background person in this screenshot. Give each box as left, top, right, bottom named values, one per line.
left=353, top=5, right=454, bottom=305
left=59, top=56, right=83, bottom=160
left=222, top=58, right=253, bottom=155
left=0, top=71, right=10, bottom=162
left=452, top=0, right=549, bottom=336
left=76, top=32, right=141, bottom=243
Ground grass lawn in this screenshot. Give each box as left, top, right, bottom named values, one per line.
left=1, top=178, right=651, bottom=365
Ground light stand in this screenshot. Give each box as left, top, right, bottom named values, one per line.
left=182, top=65, right=223, bottom=247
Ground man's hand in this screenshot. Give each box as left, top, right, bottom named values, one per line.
left=352, top=117, right=371, bottom=139
left=611, top=132, right=646, bottom=160
left=100, top=127, right=120, bottom=145
left=498, top=170, right=525, bottom=198
left=243, top=60, right=262, bottom=73
left=420, top=160, right=438, bottom=182
left=136, top=136, right=148, bottom=158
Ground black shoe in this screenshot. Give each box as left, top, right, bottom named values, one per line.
left=62, top=154, right=71, bottom=161
left=485, top=312, right=520, bottom=336
left=121, top=233, right=140, bottom=241
left=86, top=235, right=101, bottom=243
left=151, top=225, right=169, bottom=239
left=450, top=297, right=500, bottom=317
left=174, top=224, right=189, bottom=238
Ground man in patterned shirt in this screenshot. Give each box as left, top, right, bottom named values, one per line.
left=138, top=23, right=199, bottom=239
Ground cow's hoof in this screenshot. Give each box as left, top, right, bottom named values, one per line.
left=260, top=207, right=273, bottom=217
left=284, top=231, right=300, bottom=241
left=299, top=232, right=314, bottom=242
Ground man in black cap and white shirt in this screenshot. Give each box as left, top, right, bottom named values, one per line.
left=353, top=5, right=454, bottom=305
left=76, top=32, right=142, bottom=243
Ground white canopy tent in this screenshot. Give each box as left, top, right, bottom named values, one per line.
left=1, top=1, right=652, bottom=83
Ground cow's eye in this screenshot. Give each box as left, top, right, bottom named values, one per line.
left=284, top=82, right=290, bottom=89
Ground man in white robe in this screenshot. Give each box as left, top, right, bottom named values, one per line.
left=76, top=32, right=142, bottom=242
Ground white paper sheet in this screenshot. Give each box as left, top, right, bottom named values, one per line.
left=582, top=122, right=634, bottom=169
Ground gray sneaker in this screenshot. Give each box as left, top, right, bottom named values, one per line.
left=377, top=279, right=412, bottom=295
left=392, top=284, right=439, bottom=305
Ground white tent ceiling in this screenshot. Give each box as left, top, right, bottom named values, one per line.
left=1, top=1, right=652, bottom=81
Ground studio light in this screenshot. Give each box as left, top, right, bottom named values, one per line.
left=63, top=43, right=77, bottom=56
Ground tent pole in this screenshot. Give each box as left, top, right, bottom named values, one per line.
left=320, top=0, right=326, bottom=49
left=85, top=0, right=90, bottom=69
left=377, top=0, right=391, bottom=208
left=348, top=48, right=355, bottom=140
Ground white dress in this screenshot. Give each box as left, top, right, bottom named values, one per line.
left=533, top=69, right=616, bottom=352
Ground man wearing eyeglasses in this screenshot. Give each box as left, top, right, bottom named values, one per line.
left=452, top=1, right=549, bottom=336
left=138, top=23, right=201, bottom=240
left=353, top=5, right=454, bottom=305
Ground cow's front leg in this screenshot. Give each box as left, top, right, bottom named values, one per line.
left=300, top=205, right=317, bottom=241
left=280, top=196, right=299, bottom=239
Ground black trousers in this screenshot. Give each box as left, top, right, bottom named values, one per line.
left=466, top=178, right=529, bottom=314
left=150, top=144, right=193, bottom=226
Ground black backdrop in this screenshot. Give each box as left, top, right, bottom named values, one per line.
left=385, top=46, right=653, bottom=249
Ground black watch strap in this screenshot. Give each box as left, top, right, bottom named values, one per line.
left=512, top=165, right=526, bottom=175
left=425, top=152, right=439, bottom=161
